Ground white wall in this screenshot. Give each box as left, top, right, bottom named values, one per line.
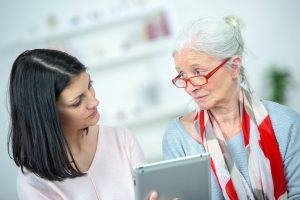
left=1, top=0, right=300, bottom=198
left=0, top=50, right=19, bottom=200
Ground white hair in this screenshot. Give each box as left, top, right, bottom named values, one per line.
left=173, top=15, right=248, bottom=86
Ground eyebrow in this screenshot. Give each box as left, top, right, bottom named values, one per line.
left=175, top=64, right=206, bottom=70
left=68, top=75, right=91, bottom=103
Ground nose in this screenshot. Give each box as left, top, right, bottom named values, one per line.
left=87, top=91, right=99, bottom=109
left=185, top=80, right=200, bottom=94
left=87, top=97, right=99, bottom=110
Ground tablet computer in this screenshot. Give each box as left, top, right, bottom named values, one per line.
left=133, top=153, right=211, bottom=200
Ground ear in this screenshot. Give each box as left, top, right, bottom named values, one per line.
left=230, top=56, right=241, bottom=79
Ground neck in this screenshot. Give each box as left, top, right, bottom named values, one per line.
left=63, top=126, right=98, bottom=172
left=210, top=102, right=240, bottom=124
left=64, top=128, right=89, bottom=151
left=209, top=92, right=241, bottom=139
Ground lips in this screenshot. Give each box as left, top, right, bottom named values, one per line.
left=194, top=95, right=208, bottom=101
left=89, top=109, right=98, bottom=118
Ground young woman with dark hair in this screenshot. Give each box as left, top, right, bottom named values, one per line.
left=8, top=49, right=156, bottom=200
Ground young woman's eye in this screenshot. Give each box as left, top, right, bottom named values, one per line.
left=72, top=98, right=82, bottom=107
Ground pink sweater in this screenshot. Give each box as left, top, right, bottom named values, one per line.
left=17, top=126, right=145, bottom=200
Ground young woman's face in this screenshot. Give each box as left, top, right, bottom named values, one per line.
left=57, top=72, right=100, bottom=134
left=173, top=49, right=239, bottom=110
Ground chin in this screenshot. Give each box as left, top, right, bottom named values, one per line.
left=92, top=117, right=100, bottom=126
left=87, top=117, right=100, bottom=128
left=196, top=102, right=213, bottom=111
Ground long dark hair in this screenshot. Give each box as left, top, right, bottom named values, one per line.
left=8, top=49, right=87, bottom=181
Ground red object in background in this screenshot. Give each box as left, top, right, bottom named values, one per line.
left=146, top=21, right=158, bottom=40
left=160, top=12, right=170, bottom=36
left=146, top=11, right=171, bottom=41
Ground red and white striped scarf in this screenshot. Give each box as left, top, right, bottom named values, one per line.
left=194, top=88, right=287, bottom=200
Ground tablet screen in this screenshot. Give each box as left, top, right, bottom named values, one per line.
left=133, top=153, right=211, bottom=200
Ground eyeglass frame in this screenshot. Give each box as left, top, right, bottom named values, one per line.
left=172, top=57, right=231, bottom=88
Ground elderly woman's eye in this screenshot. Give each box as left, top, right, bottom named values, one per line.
left=178, top=72, right=186, bottom=78
left=195, top=70, right=203, bottom=76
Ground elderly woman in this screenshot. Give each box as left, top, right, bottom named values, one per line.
left=162, top=16, right=300, bottom=199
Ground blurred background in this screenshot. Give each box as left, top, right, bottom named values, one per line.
left=1, top=0, right=299, bottom=198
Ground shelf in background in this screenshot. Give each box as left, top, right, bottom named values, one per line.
left=105, top=102, right=188, bottom=129
left=0, top=4, right=171, bottom=53
left=88, top=37, right=173, bottom=71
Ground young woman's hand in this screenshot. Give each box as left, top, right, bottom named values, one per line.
left=148, top=191, right=178, bottom=200
left=148, top=191, right=158, bottom=200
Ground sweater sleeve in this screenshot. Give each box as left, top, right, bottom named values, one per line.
left=162, top=119, right=186, bottom=160
left=265, top=101, right=300, bottom=199
left=17, top=170, right=63, bottom=200
left=123, top=128, right=145, bottom=168
left=282, top=114, right=300, bottom=200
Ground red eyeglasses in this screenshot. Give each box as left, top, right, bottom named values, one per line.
left=172, top=58, right=231, bottom=88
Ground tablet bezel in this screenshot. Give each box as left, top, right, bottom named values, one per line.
left=133, top=153, right=211, bottom=200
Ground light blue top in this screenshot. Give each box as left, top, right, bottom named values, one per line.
left=162, top=100, right=300, bottom=199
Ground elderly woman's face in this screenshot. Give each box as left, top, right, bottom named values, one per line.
left=173, top=49, right=238, bottom=110
left=57, top=72, right=100, bottom=135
